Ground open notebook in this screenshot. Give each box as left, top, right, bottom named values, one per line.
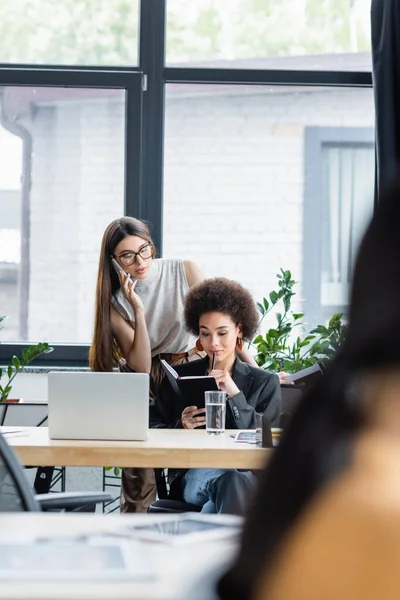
left=285, top=363, right=324, bottom=389
left=160, top=359, right=218, bottom=409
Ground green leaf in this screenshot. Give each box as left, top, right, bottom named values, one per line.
left=256, top=339, right=268, bottom=349
left=329, top=313, right=343, bottom=326
left=11, top=356, right=21, bottom=370
left=19, top=343, right=53, bottom=368
left=1, top=385, right=12, bottom=400
left=310, top=325, right=329, bottom=336
left=256, top=302, right=265, bottom=315
left=262, top=297, right=269, bottom=312
left=282, top=295, right=291, bottom=312
left=269, top=291, right=279, bottom=305
left=7, top=365, right=12, bottom=379
left=292, top=313, right=304, bottom=320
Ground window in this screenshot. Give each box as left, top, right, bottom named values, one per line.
left=0, top=0, right=139, bottom=66
left=0, top=77, right=142, bottom=345
left=0, top=128, right=22, bottom=340
left=163, top=84, right=375, bottom=330
left=0, top=2, right=374, bottom=366
left=304, top=127, right=375, bottom=326
left=166, top=0, right=371, bottom=70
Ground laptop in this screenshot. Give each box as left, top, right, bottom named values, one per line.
left=48, top=372, right=149, bottom=441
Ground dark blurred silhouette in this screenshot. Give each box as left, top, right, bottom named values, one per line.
left=218, top=179, right=400, bottom=600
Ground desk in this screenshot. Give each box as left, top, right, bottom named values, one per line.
left=3, top=427, right=271, bottom=470
left=0, top=512, right=237, bottom=600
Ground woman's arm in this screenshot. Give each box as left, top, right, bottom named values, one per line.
left=239, top=346, right=292, bottom=385
left=237, top=346, right=258, bottom=367
left=111, top=306, right=151, bottom=374
left=184, top=260, right=205, bottom=287
left=226, top=373, right=281, bottom=429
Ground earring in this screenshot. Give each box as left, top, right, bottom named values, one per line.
left=236, top=337, right=243, bottom=352
left=196, top=339, right=204, bottom=352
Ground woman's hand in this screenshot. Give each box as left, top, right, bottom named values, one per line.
left=119, top=273, right=144, bottom=313
left=278, top=372, right=293, bottom=385
left=210, top=369, right=240, bottom=398
left=181, top=405, right=206, bottom=429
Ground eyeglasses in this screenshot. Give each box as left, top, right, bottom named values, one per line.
left=114, top=244, right=153, bottom=266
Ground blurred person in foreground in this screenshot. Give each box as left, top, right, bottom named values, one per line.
left=217, top=180, right=400, bottom=600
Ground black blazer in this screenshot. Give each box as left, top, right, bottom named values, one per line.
left=150, top=356, right=281, bottom=430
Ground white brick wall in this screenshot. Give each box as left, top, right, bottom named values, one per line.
left=28, top=97, right=125, bottom=341
left=163, top=86, right=375, bottom=331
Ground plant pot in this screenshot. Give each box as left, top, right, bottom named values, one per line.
left=1, top=398, right=21, bottom=403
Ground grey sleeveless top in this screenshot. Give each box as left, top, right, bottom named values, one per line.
left=111, top=258, right=195, bottom=357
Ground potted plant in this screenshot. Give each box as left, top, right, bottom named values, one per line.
left=0, top=317, right=53, bottom=402
left=252, top=270, right=348, bottom=372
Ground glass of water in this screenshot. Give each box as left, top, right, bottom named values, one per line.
left=255, top=412, right=263, bottom=445
left=205, top=391, right=227, bottom=435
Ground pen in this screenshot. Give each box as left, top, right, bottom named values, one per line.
left=211, top=351, right=216, bottom=371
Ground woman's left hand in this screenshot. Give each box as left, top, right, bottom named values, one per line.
left=278, top=371, right=293, bottom=385
left=210, top=369, right=240, bottom=398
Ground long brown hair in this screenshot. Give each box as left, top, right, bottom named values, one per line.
left=89, top=217, right=154, bottom=372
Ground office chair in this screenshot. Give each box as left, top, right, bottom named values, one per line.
left=0, top=431, right=112, bottom=512
left=280, top=362, right=326, bottom=427
left=0, top=402, right=63, bottom=497
left=148, top=468, right=201, bottom=513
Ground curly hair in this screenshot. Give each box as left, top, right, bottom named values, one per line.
left=184, top=278, right=259, bottom=341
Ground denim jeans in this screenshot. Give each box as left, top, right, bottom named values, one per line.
left=181, top=468, right=256, bottom=515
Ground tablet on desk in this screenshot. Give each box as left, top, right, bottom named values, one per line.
left=234, top=429, right=283, bottom=446
left=127, top=514, right=242, bottom=546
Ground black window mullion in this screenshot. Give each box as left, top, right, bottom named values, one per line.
left=124, top=74, right=144, bottom=218
left=164, top=67, right=372, bottom=87
left=139, top=0, right=166, bottom=254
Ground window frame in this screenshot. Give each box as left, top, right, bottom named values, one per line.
left=0, top=0, right=373, bottom=367
left=303, top=126, right=375, bottom=327
left=0, top=68, right=143, bottom=365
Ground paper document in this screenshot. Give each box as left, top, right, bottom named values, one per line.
left=0, top=538, right=155, bottom=580
left=0, top=427, right=29, bottom=437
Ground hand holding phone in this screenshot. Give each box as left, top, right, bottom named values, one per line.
left=111, top=257, right=128, bottom=278
left=111, top=258, right=142, bottom=312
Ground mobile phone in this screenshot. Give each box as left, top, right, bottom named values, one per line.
left=111, top=258, right=137, bottom=286
left=111, top=257, right=128, bottom=277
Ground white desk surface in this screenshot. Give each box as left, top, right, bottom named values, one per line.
left=0, top=512, right=238, bottom=600
left=2, top=427, right=271, bottom=469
